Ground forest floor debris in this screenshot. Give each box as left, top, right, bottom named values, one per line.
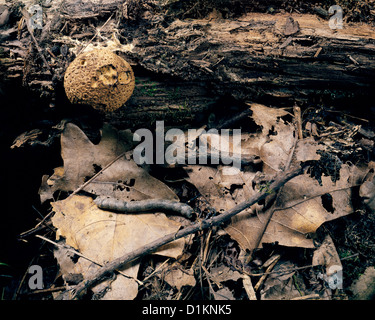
left=1, top=0, right=375, bottom=301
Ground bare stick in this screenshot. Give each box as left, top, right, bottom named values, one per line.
left=77, top=13, right=114, bottom=56
left=65, top=165, right=303, bottom=299
left=70, top=151, right=127, bottom=197
left=293, top=105, right=303, bottom=140
left=246, top=130, right=299, bottom=263
left=36, top=235, right=143, bottom=285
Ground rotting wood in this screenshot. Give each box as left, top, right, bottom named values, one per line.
left=1, top=2, right=375, bottom=128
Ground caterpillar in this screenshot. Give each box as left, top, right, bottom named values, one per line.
left=94, top=197, right=194, bottom=219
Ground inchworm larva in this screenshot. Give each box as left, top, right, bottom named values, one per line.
left=94, top=197, right=194, bottom=219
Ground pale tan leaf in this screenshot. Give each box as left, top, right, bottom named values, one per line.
left=294, top=137, right=323, bottom=162
left=164, top=267, right=196, bottom=290
left=52, top=195, right=185, bottom=300
left=187, top=161, right=365, bottom=250
left=313, top=235, right=342, bottom=274
left=242, top=103, right=295, bottom=173
left=248, top=103, right=290, bottom=133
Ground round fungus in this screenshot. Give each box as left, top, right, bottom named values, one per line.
left=64, top=49, right=135, bottom=112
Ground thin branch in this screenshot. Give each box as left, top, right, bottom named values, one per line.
left=60, top=165, right=303, bottom=299
left=273, top=184, right=361, bottom=212
left=246, top=130, right=299, bottom=262
left=70, top=151, right=128, bottom=197
left=36, top=235, right=143, bottom=285
left=77, top=13, right=114, bottom=56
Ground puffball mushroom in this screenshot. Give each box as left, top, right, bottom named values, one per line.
left=64, top=49, right=135, bottom=112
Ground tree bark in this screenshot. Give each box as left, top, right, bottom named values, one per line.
left=1, top=1, right=375, bottom=128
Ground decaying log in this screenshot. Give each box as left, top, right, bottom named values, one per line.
left=1, top=1, right=375, bottom=129
left=124, top=12, right=375, bottom=102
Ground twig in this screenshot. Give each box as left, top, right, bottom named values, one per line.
left=61, top=165, right=303, bottom=299
left=27, top=286, right=74, bottom=295
left=254, top=255, right=280, bottom=291
left=293, top=105, right=303, bottom=139
left=291, top=293, right=320, bottom=300
left=246, top=129, right=299, bottom=263
left=77, top=13, right=114, bottom=56
left=70, top=151, right=127, bottom=197
left=35, top=235, right=143, bottom=285
left=243, top=274, right=257, bottom=300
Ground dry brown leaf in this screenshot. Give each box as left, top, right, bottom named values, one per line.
left=184, top=104, right=333, bottom=250
left=52, top=195, right=185, bottom=300
left=45, top=123, right=188, bottom=299
left=242, top=103, right=295, bottom=173
left=40, top=123, right=178, bottom=202
left=186, top=158, right=365, bottom=250
left=209, top=265, right=242, bottom=283
left=294, top=137, right=323, bottom=162
left=163, top=267, right=196, bottom=290
left=185, top=165, right=258, bottom=214
left=229, top=164, right=365, bottom=249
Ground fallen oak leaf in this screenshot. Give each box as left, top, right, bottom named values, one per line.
left=40, top=122, right=179, bottom=202
left=242, top=103, right=295, bottom=173
left=52, top=195, right=186, bottom=300
left=229, top=163, right=366, bottom=249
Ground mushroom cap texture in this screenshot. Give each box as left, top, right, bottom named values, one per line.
left=64, top=49, right=135, bottom=112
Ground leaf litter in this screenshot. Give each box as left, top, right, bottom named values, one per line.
left=26, top=102, right=375, bottom=300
